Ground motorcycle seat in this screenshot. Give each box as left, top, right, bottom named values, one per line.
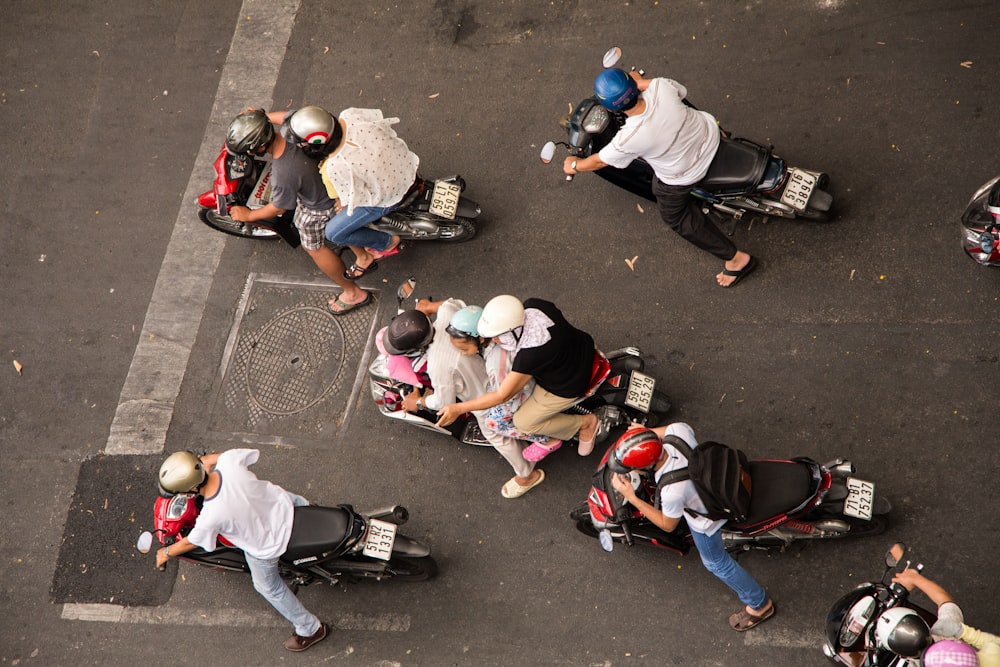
left=282, top=505, right=355, bottom=561
left=740, top=460, right=814, bottom=525
left=698, top=138, right=769, bottom=192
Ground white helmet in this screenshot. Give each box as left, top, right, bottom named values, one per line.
left=874, top=607, right=931, bottom=658
left=158, top=451, right=207, bottom=495
left=284, top=106, right=339, bottom=158
left=477, top=295, right=525, bottom=338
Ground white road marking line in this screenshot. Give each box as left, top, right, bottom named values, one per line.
left=105, top=0, right=301, bottom=456
left=60, top=603, right=410, bottom=632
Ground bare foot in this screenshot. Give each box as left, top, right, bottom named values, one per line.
left=515, top=469, right=543, bottom=488
left=717, top=251, right=752, bottom=287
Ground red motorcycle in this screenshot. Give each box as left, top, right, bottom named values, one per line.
left=570, top=426, right=891, bottom=554
left=195, top=146, right=481, bottom=245
left=136, top=490, right=437, bottom=586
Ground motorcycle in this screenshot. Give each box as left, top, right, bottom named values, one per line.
left=823, top=544, right=937, bottom=666
left=570, top=428, right=891, bottom=554
left=540, top=46, right=834, bottom=223
left=136, top=489, right=437, bottom=587
left=195, top=145, right=482, bottom=245
left=367, top=281, right=673, bottom=448
left=960, top=175, right=1000, bottom=266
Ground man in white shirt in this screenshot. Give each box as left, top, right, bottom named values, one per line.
left=564, top=69, right=757, bottom=288
left=610, top=423, right=774, bottom=631
left=154, top=449, right=328, bottom=652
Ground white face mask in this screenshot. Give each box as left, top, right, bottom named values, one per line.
left=496, top=330, right=518, bottom=351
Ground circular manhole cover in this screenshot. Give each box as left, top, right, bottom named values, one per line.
left=245, top=306, right=346, bottom=415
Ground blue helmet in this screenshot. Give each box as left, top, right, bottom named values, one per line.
left=446, top=305, right=483, bottom=339
left=594, top=68, right=639, bottom=112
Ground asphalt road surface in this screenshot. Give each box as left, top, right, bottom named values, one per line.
left=3, top=1, right=999, bottom=665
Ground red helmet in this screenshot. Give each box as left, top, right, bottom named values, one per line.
left=609, top=427, right=663, bottom=473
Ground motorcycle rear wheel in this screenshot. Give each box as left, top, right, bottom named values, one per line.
left=383, top=555, right=438, bottom=581
left=198, top=208, right=282, bottom=239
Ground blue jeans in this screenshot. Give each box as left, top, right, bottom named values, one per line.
left=324, top=204, right=397, bottom=249
left=690, top=528, right=769, bottom=610
left=245, top=492, right=320, bottom=637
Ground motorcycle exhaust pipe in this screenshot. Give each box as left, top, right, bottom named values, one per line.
left=366, top=506, right=410, bottom=525
left=823, top=459, right=856, bottom=478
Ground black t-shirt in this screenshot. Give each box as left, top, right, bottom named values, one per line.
left=511, top=298, right=595, bottom=398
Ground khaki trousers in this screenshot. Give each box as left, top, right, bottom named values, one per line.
left=511, top=386, right=584, bottom=441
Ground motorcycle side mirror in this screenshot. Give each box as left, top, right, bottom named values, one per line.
left=602, top=46, right=622, bottom=68
left=599, top=529, right=614, bottom=552
left=136, top=531, right=154, bottom=554
left=539, top=141, right=556, bottom=164
left=885, top=542, right=906, bottom=568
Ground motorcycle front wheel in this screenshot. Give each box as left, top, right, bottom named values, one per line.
left=198, top=208, right=282, bottom=239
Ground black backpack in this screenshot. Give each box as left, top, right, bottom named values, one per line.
left=654, top=435, right=753, bottom=523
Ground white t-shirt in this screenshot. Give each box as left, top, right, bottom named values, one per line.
left=422, top=299, right=490, bottom=412
left=186, top=449, right=297, bottom=560
left=598, top=78, right=720, bottom=186
left=655, top=422, right=728, bottom=536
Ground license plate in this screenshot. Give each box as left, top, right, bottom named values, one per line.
left=428, top=180, right=461, bottom=219
left=780, top=168, right=816, bottom=211
left=624, top=370, right=655, bottom=412
left=843, top=478, right=875, bottom=520
left=362, top=518, right=397, bottom=561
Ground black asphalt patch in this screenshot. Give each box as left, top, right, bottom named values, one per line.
left=51, top=454, right=175, bottom=606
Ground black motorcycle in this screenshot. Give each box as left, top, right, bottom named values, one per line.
left=824, top=544, right=936, bottom=666
left=195, top=144, right=481, bottom=246
left=541, top=46, right=834, bottom=223
left=137, top=492, right=436, bottom=586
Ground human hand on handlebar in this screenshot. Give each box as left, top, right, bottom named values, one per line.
left=562, top=156, right=578, bottom=179
left=229, top=205, right=251, bottom=222
left=155, top=547, right=170, bottom=570
left=610, top=473, right=637, bottom=502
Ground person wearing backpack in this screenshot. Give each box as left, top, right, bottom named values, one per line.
left=609, top=423, right=775, bottom=631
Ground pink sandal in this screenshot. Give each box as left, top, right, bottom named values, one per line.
left=523, top=440, right=562, bottom=462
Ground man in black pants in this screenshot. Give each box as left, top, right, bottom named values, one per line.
left=564, top=68, right=757, bottom=288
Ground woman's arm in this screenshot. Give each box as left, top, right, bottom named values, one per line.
left=436, top=371, right=532, bottom=426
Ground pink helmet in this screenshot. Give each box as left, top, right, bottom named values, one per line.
left=923, top=640, right=979, bottom=667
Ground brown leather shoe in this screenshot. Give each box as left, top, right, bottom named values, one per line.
left=284, top=622, right=328, bottom=652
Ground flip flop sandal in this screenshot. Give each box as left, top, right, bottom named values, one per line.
left=501, top=469, right=545, bottom=499
left=369, top=241, right=407, bottom=260
left=729, top=602, right=775, bottom=631
left=522, top=440, right=562, bottom=462
left=343, top=260, right=379, bottom=281
left=327, top=291, right=373, bottom=316
left=719, top=255, right=759, bottom=288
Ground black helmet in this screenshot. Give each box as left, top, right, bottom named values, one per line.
left=874, top=607, right=931, bottom=658
left=225, top=109, right=275, bottom=156
left=383, top=310, right=433, bottom=356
